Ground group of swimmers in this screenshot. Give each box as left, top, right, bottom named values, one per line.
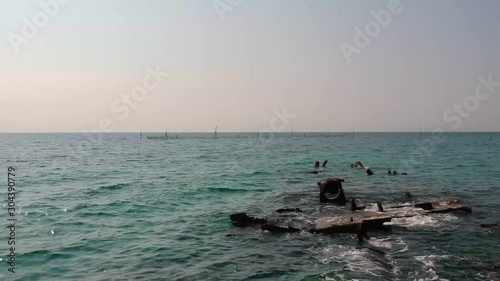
left=311, top=160, right=406, bottom=176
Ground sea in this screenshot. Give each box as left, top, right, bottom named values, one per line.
left=0, top=132, right=499, bottom=281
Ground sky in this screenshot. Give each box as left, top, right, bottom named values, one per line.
left=1, top=0, right=500, bottom=132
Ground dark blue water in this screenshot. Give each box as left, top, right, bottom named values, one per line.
left=0, top=132, right=499, bottom=280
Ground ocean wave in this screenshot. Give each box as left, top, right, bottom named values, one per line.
left=205, top=187, right=251, bottom=193
left=86, top=183, right=130, bottom=194
left=99, top=183, right=129, bottom=190
left=22, top=249, right=73, bottom=261
left=319, top=244, right=400, bottom=280
left=251, top=170, right=272, bottom=176
left=78, top=211, right=117, bottom=217
left=414, top=255, right=451, bottom=281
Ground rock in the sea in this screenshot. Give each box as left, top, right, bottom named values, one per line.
left=230, top=213, right=267, bottom=227
left=261, top=224, right=301, bottom=233
left=276, top=208, right=303, bottom=213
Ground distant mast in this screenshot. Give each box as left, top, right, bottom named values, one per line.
left=214, top=127, right=218, bottom=139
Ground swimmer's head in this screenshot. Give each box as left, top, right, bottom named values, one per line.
left=313, top=161, right=320, bottom=168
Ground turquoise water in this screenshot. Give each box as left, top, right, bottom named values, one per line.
left=1, top=132, right=499, bottom=281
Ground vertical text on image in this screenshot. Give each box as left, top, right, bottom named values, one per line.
left=7, top=167, right=17, bottom=274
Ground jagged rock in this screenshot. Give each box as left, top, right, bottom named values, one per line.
left=377, top=202, right=384, bottom=212
left=480, top=223, right=499, bottom=228
left=350, top=198, right=366, bottom=211
left=427, top=206, right=472, bottom=214
left=312, top=217, right=392, bottom=234
left=261, top=224, right=300, bottom=233
left=230, top=213, right=267, bottom=227
left=414, top=202, right=433, bottom=210
left=276, top=208, right=303, bottom=213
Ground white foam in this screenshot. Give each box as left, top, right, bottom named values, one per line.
left=368, top=237, right=392, bottom=249
left=391, top=237, right=409, bottom=254
left=414, top=255, right=451, bottom=281
left=388, top=215, right=438, bottom=228
left=319, top=244, right=399, bottom=280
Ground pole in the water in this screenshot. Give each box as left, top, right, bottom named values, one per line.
left=140, top=132, right=142, bottom=140
left=214, top=127, right=218, bottom=139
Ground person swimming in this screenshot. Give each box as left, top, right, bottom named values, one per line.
left=351, top=161, right=365, bottom=169
left=310, top=160, right=328, bottom=174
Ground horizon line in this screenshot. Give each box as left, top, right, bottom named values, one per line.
left=1, top=131, right=499, bottom=134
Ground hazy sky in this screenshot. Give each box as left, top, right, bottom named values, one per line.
left=1, top=0, right=500, bottom=132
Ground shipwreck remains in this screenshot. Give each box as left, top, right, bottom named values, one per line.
left=312, top=200, right=472, bottom=234
left=229, top=177, right=473, bottom=240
